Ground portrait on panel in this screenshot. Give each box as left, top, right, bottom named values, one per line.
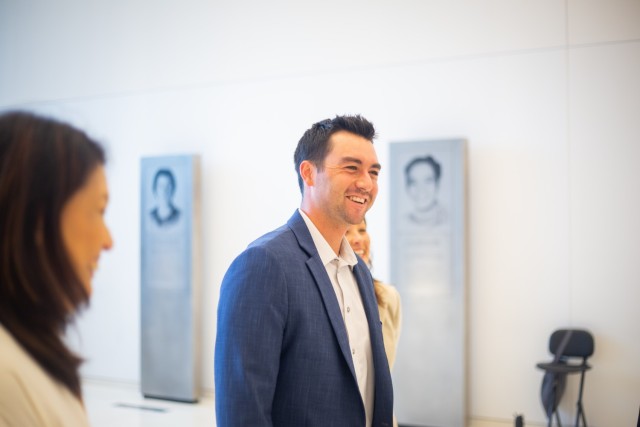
left=140, top=155, right=200, bottom=402
left=390, top=139, right=466, bottom=427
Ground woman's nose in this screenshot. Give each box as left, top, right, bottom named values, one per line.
left=103, top=226, right=114, bottom=250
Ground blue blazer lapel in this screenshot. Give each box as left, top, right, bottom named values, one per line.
left=353, top=262, right=390, bottom=372
left=353, top=262, right=394, bottom=426
left=353, top=262, right=382, bottom=342
left=287, top=211, right=358, bottom=380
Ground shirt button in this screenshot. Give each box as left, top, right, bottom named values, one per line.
left=346, top=306, right=351, bottom=313
left=352, top=348, right=356, bottom=355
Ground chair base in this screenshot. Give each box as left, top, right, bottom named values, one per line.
left=544, top=368, right=588, bottom=427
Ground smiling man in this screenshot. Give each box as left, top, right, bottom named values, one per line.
left=215, top=115, right=393, bottom=427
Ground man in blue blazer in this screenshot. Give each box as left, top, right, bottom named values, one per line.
left=215, top=115, right=393, bottom=426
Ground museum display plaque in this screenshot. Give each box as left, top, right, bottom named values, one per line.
left=390, top=140, right=466, bottom=426
left=140, top=155, right=201, bottom=402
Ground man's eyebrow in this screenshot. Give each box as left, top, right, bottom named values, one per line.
left=340, top=157, right=382, bottom=170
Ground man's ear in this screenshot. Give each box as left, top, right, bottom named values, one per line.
left=299, top=160, right=315, bottom=187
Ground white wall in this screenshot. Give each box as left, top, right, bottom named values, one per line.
left=1, top=1, right=639, bottom=425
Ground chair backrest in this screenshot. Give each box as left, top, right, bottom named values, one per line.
left=549, top=329, right=594, bottom=358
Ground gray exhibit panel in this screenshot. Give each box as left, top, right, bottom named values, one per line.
left=140, top=155, right=201, bottom=402
left=390, top=140, right=466, bottom=426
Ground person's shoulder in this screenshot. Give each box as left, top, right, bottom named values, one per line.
left=0, top=325, right=45, bottom=385
left=227, top=223, right=298, bottom=270
left=247, top=223, right=303, bottom=258
left=0, top=326, right=40, bottom=421
left=0, top=327, right=89, bottom=427
left=234, top=212, right=311, bottom=263
left=0, top=354, right=24, bottom=400
left=0, top=325, right=23, bottom=368
left=374, top=281, right=401, bottom=304
left=249, top=223, right=290, bottom=247
left=375, top=281, right=399, bottom=295
left=0, top=370, right=31, bottom=427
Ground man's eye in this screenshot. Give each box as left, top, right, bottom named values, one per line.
left=369, top=170, right=380, bottom=177
left=345, top=165, right=358, bottom=172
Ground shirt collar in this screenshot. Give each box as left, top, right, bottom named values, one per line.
left=298, top=209, right=358, bottom=267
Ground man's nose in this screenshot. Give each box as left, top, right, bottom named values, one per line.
left=356, top=171, right=373, bottom=191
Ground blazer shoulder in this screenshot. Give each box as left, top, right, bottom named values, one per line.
left=247, top=223, right=299, bottom=257
left=247, top=211, right=317, bottom=259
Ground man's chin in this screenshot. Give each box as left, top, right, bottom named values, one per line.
left=347, top=213, right=367, bottom=225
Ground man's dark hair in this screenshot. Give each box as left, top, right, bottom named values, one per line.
left=293, top=115, right=376, bottom=193
left=404, top=155, right=441, bottom=186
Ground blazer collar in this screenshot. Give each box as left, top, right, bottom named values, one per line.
left=287, top=210, right=317, bottom=257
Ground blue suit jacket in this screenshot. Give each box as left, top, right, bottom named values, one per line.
left=215, top=210, right=393, bottom=426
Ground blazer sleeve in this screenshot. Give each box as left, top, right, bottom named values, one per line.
left=214, top=245, right=288, bottom=427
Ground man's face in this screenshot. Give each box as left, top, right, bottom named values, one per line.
left=155, top=174, right=173, bottom=202
left=407, top=162, right=438, bottom=211
left=308, top=130, right=380, bottom=229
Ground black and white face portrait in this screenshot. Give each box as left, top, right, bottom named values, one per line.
left=405, top=157, right=441, bottom=213
left=403, top=155, right=446, bottom=228
left=154, top=170, right=175, bottom=203
left=150, top=168, right=180, bottom=227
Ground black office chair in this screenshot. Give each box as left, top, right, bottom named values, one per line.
left=536, top=329, right=594, bottom=427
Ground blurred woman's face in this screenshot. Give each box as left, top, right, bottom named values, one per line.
left=345, top=220, right=371, bottom=265
left=60, top=165, right=113, bottom=295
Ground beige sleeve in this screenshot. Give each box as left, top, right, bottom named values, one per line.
left=377, top=282, right=402, bottom=369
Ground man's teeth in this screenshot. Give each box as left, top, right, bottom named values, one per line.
left=349, top=196, right=365, bottom=204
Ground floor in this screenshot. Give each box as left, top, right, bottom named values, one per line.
left=83, top=380, right=521, bottom=427
left=84, top=380, right=215, bottom=427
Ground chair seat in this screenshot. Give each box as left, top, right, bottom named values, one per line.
left=536, top=362, right=591, bottom=373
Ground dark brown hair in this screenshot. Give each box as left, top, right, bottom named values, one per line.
left=293, top=114, right=376, bottom=194
left=0, top=111, right=106, bottom=399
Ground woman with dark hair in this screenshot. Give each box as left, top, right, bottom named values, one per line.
left=0, top=111, right=113, bottom=426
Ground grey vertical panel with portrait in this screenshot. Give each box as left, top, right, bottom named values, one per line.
left=140, top=155, right=201, bottom=402
left=390, top=140, right=466, bottom=426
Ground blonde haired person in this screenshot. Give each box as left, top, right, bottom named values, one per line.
left=346, top=219, right=402, bottom=368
